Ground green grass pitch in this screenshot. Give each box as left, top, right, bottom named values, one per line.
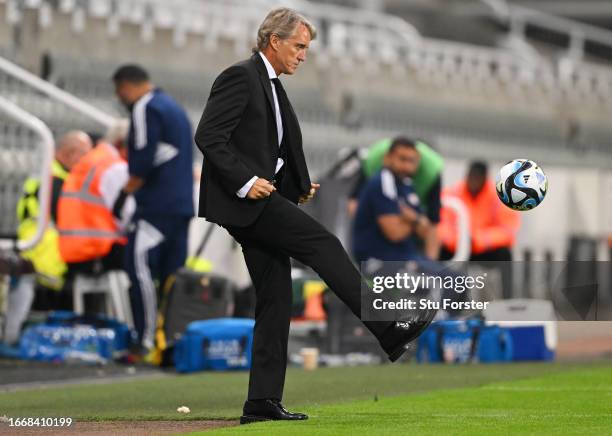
left=0, top=361, right=610, bottom=435
left=204, top=364, right=612, bottom=435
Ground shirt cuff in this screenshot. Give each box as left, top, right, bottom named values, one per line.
left=236, top=176, right=258, bottom=198
left=117, top=195, right=136, bottom=232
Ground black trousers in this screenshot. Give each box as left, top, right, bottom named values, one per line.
left=224, top=191, right=390, bottom=401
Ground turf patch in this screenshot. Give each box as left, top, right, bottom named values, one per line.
left=0, top=361, right=608, bottom=425
left=198, top=365, right=612, bottom=435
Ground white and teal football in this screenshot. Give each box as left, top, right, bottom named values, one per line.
left=496, top=159, right=548, bottom=211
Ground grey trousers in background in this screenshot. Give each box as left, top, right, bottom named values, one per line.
left=3, top=274, right=35, bottom=344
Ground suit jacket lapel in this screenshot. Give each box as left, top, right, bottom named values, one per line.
left=259, top=74, right=277, bottom=119
left=252, top=54, right=277, bottom=120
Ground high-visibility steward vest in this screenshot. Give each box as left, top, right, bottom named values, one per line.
left=17, top=160, right=69, bottom=290
left=57, top=143, right=127, bottom=263
left=438, top=180, right=521, bottom=255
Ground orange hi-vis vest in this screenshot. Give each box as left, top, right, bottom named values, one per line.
left=438, top=179, right=520, bottom=255
left=57, top=143, right=127, bottom=263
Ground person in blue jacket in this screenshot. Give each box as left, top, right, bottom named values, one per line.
left=353, top=137, right=432, bottom=263
left=112, top=64, right=194, bottom=353
left=353, top=137, right=464, bottom=316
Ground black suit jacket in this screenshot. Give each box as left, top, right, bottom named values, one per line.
left=195, top=53, right=311, bottom=227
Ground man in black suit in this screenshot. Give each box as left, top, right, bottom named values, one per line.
left=195, top=7, right=435, bottom=424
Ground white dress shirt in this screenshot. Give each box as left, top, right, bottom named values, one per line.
left=236, top=51, right=285, bottom=198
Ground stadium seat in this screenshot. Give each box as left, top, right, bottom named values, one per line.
left=73, top=270, right=133, bottom=328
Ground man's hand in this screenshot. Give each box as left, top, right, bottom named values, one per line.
left=246, top=178, right=276, bottom=199
left=415, top=215, right=431, bottom=234
left=123, top=176, right=145, bottom=194
left=399, top=202, right=419, bottom=224
left=299, top=183, right=320, bottom=205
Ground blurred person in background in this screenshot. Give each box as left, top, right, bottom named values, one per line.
left=17, top=130, right=92, bottom=293
left=348, top=137, right=442, bottom=259
left=352, top=137, right=432, bottom=263
left=352, top=137, right=466, bottom=318
left=438, top=161, right=520, bottom=298
left=57, top=125, right=134, bottom=274
left=111, top=65, right=194, bottom=355
left=439, top=161, right=520, bottom=262
left=4, top=131, right=92, bottom=344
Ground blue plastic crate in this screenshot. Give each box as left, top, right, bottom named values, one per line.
left=174, top=318, right=254, bottom=373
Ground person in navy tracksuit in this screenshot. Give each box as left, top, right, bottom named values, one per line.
left=112, top=65, right=194, bottom=352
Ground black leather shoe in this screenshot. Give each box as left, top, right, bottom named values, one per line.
left=383, top=308, right=437, bottom=362
left=240, top=399, right=308, bottom=424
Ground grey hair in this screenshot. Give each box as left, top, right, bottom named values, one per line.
left=255, top=7, right=317, bottom=52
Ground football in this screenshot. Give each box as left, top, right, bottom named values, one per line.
left=496, top=159, right=548, bottom=211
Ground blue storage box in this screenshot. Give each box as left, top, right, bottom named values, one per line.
left=174, top=318, right=254, bottom=373
left=478, top=325, right=513, bottom=362
left=483, top=300, right=557, bottom=361
left=502, top=325, right=555, bottom=361
left=417, top=319, right=512, bottom=364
